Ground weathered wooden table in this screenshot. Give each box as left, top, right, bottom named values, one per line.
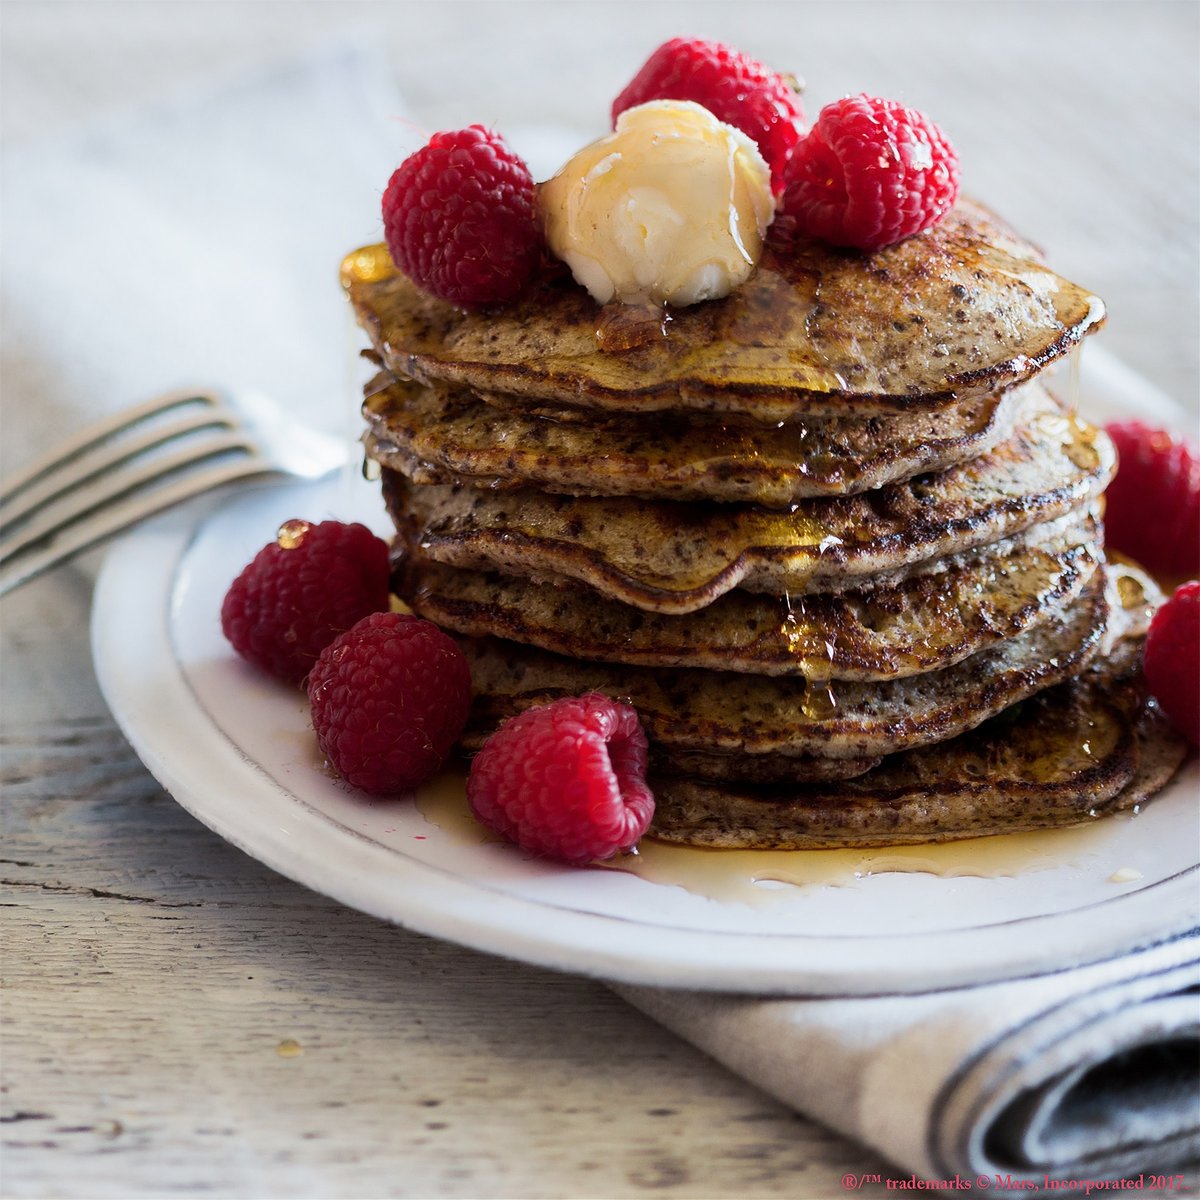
left=3, top=3, right=1195, bottom=1196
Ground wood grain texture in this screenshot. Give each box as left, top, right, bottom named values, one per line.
left=1, top=570, right=894, bottom=1198
left=2, top=2, right=1195, bottom=1195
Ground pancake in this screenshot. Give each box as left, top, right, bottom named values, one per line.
left=400, top=509, right=1101, bottom=680
left=342, top=198, right=1104, bottom=423
left=649, top=747, right=882, bottom=785
left=458, top=566, right=1116, bottom=760
left=385, top=385, right=1114, bottom=614
left=363, top=371, right=1020, bottom=506
left=644, top=637, right=1188, bottom=848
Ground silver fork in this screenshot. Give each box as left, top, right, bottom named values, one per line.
left=0, top=388, right=348, bottom=596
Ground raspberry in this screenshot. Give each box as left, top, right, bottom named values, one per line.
left=466, top=694, right=655, bottom=865
left=612, top=38, right=804, bottom=189
left=307, top=612, right=472, bottom=793
left=778, top=94, right=960, bottom=251
left=1143, top=581, right=1200, bottom=745
left=221, top=519, right=390, bottom=686
left=1103, top=422, right=1200, bottom=579
left=382, top=126, right=541, bottom=308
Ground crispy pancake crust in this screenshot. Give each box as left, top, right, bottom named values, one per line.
left=458, top=568, right=1114, bottom=760
left=399, top=511, right=1100, bottom=680
left=363, top=371, right=1020, bottom=506
left=385, top=387, right=1114, bottom=614
left=645, top=637, right=1189, bottom=848
left=342, top=199, right=1104, bottom=422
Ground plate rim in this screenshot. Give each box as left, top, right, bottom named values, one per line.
left=89, top=488, right=1199, bottom=996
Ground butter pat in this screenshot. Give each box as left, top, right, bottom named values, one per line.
left=540, top=100, right=775, bottom=307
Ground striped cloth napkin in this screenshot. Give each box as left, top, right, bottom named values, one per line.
left=618, top=933, right=1199, bottom=1184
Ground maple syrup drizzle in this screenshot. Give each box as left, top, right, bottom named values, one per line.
left=276, top=518, right=311, bottom=549
left=413, top=765, right=1122, bottom=907
left=594, top=302, right=672, bottom=352
left=344, top=244, right=1119, bottom=906
left=1066, top=343, right=1083, bottom=416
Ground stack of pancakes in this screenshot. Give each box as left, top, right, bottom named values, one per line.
left=342, top=199, right=1188, bottom=848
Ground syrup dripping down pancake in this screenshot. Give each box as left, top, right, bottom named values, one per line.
left=363, top=371, right=1021, bottom=507
left=457, top=566, right=1119, bottom=761
left=343, top=199, right=1104, bottom=423
left=645, top=635, right=1188, bottom=848
left=398, top=509, right=1100, bottom=681
left=386, top=386, right=1114, bottom=614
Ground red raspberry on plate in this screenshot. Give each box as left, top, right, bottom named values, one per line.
left=611, top=37, right=804, bottom=189
left=466, top=694, right=655, bottom=865
left=221, top=519, right=390, bottom=686
left=307, top=612, right=472, bottom=794
left=382, top=125, right=541, bottom=308
left=1142, top=580, right=1200, bottom=744
left=1103, top=421, right=1200, bottom=579
left=777, top=94, right=960, bottom=251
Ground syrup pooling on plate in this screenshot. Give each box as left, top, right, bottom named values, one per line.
left=597, top=820, right=1122, bottom=906
left=414, top=767, right=505, bottom=844
left=412, top=764, right=1122, bottom=904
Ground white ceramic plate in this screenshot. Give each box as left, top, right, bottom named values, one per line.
left=90, top=459, right=1198, bottom=996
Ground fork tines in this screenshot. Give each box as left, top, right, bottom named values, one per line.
left=0, top=390, right=271, bottom=596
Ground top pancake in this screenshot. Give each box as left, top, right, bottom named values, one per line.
left=342, top=199, right=1104, bottom=423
